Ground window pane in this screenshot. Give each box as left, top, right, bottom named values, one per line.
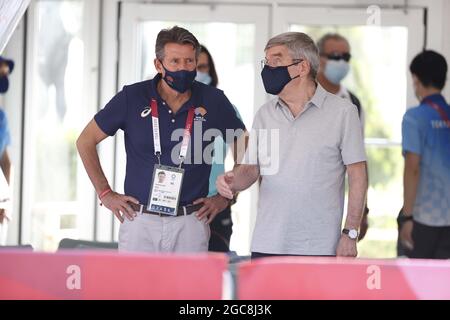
left=290, top=25, right=408, bottom=142
left=358, top=145, right=403, bottom=258
left=23, top=0, right=95, bottom=251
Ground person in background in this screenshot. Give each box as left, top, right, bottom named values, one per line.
left=196, top=45, right=243, bottom=252
left=0, top=56, right=14, bottom=245
left=399, top=50, right=450, bottom=259
left=316, top=33, right=369, bottom=241
left=196, top=45, right=218, bottom=88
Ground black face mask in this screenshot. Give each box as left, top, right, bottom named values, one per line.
left=0, top=76, right=9, bottom=94
left=161, top=62, right=197, bottom=93
left=261, top=61, right=301, bottom=95
left=0, top=57, right=14, bottom=94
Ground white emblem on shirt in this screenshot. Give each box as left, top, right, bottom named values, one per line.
left=141, top=107, right=151, bottom=118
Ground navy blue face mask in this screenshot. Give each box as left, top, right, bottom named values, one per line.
left=0, top=76, right=9, bottom=94
left=261, top=61, right=301, bottom=95
left=161, top=62, right=197, bottom=93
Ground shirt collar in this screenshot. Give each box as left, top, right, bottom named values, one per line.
left=151, top=73, right=199, bottom=114
left=275, top=82, right=327, bottom=110
left=309, top=83, right=327, bottom=108
left=421, top=93, right=446, bottom=105
left=337, top=85, right=351, bottom=100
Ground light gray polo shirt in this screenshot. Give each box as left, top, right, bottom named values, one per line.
left=246, top=83, right=366, bottom=255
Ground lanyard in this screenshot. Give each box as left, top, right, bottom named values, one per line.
left=424, top=100, right=450, bottom=126
left=150, top=98, right=195, bottom=167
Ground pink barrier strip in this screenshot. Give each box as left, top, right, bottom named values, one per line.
left=237, top=257, right=450, bottom=300
left=0, top=250, right=227, bottom=300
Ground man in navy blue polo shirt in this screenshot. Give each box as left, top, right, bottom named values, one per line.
left=77, top=26, right=246, bottom=253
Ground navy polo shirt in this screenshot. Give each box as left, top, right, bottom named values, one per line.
left=94, top=73, right=246, bottom=206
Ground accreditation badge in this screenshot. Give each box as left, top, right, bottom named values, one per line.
left=147, top=164, right=184, bottom=216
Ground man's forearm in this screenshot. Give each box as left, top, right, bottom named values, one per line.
left=76, top=139, right=110, bottom=195
left=345, top=162, right=368, bottom=229
left=232, top=164, right=260, bottom=192
left=232, top=131, right=249, bottom=165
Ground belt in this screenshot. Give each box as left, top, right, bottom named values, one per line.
left=127, top=201, right=203, bottom=217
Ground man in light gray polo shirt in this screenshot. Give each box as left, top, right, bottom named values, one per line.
left=217, top=32, right=368, bottom=258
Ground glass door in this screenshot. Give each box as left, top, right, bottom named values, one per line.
left=21, top=0, right=99, bottom=251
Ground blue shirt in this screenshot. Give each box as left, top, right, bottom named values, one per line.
left=208, top=105, right=243, bottom=197
left=0, top=109, right=11, bottom=156
left=94, top=74, right=246, bottom=206
left=402, top=94, right=450, bottom=226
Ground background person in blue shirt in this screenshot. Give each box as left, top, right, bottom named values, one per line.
left=196, top=45, right=243, bottom=252
left=0, top=56, right=13, bottom=245
left=77, top=26, right=246, bottom=253
left=399, top=50, right=450, bottom=259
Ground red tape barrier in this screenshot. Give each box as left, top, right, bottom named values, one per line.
left=0, top=250, right=227, bottom=300
left=237, top=257, right=450, bottom=300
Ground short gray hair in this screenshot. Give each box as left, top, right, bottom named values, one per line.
left=265, top=32, right=320, bottom=79
left=155, top=26, right=200, bottom=61
left=317, top=33, right=350, bottom=55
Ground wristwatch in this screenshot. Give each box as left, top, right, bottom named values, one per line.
left=397, top=209, right=413, bottom=225
left=219, top=193, right=237, bottom=206
left=342, top=228, right=359, bottom=240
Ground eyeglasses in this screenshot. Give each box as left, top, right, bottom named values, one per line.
left=322, top=52, right=351, bottom=62
left=260, top=58, right=303, bottom=70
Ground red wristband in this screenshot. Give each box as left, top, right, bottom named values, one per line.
left=98, top=188, right=112, bottom=201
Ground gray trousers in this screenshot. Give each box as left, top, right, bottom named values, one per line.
left=118, top=210, right=210, bottom=253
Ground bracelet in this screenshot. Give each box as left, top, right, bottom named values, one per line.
left=217, top=193, right=237, bottom=206
left=98, top=188, right=112, bottom=202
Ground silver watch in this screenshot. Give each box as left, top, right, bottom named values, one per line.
left=342, top=228, right=358, bottom=240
